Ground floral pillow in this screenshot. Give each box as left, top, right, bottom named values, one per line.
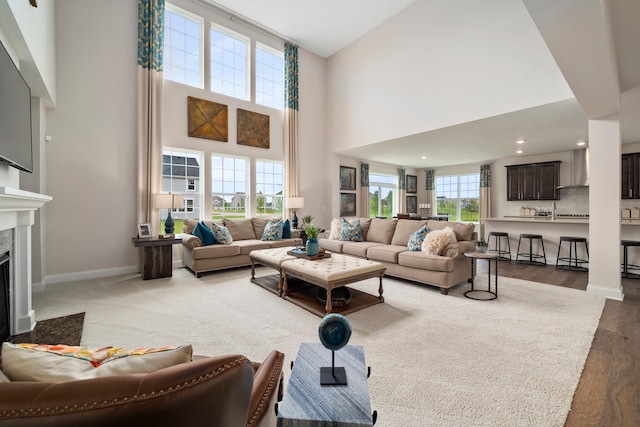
left=407, top=225, right=429, bottom=251
left=193, top=221, right=215, bottom=246
left=211, top=223, right=233, bottom=245
left=261, top=219, right=283, bottom=241
left=340, top=218, right=363, bottom=242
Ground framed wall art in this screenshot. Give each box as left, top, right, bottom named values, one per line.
left=406, top=175, right=417, bottom=194
left=187, top=96, right=228, bottom=142
left=237, top=109, right=270, bottom=149
left=406, top=195, right=417, bottom=214
left=340, top=193, right=356, bottom=217
left=137, top=223, right=152, bottom=239
left=340, top=166, right=356, bottom=191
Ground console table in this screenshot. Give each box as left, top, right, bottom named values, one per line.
left=277, top=343, right=374, bottom=427
left=131, top=237, right=181, bottom=280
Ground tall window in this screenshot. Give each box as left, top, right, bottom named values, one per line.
left=163, top=5, right=203, bottom=88
left=255, top=160, right=283, bottom=217
left=162, top=149, right=202, bottom=232
left=369, top=174, right=395, bottom=218
left=436, top=173, right=480, bottom=222
left=212, top=154, right=248, bottom=219
left=210, top=25, right=249, bottom=100
left=255, top=43, right=284, bottom=109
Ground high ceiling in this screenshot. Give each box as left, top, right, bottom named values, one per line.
left=205, top=0, right=640, bottom=168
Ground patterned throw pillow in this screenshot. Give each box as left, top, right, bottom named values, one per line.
left=211, top=223, right=233, bottom=245
left=193, top=221, right=215, bottom=246
left=261, top=219, right=283, bottom=241
left=340, top=218, right=363, bottom=242
left=407, top=225, right=429, bottom=251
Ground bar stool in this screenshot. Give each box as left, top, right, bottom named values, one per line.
left=516, top=234, right=546, bottom=266
left=556, top=236, right=589, bottom=271
left=621, top=240, right=640, bottom=279
left=488, top=231, right=511, bottom=261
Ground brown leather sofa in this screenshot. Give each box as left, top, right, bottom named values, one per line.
left=0, top=350, right=284, bottom=427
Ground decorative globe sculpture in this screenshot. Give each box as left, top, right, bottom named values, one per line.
left=318, top=313, right=352, bottom=385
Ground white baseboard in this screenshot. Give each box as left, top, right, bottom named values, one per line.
left=586, top=283, right=624, bottom=301
left=40, top=265, right=140, bottom=290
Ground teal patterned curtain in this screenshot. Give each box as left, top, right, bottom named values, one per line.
left=284, top=42, right=300, bottom=222
left=425, top=169, right=435, bottom=216
left=359, top=163, right=369, bottom=217
left=137, top=0, right=165, bottom=231
left=398, top=168, right=406, bottom=213
left=480, top=164, right=491, bottom=237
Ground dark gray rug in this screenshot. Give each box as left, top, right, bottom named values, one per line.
left=9, top=312, right=84, bottom=346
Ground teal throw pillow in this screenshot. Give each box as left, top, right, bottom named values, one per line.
left=407, top=225, right=429, bottom=251
left=339, top=218, right=363, bottom=242
left=261, top=219, right=283, bottom=241
left=282, top=219, right=291, bottom=238
left=211, top=223, right=233, bottom=245
left=193, top=221, right=215, bottom=246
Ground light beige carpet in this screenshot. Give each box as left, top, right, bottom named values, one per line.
left=33, top=267, right=605, bottom=427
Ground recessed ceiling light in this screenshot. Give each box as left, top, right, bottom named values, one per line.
left=516, top=139, right=525, bottom=144
left=576, top=141, right=586, bottom=146
left=516, top=150, right=524, bottom=154
left=421, top=156, right=427, bottom=159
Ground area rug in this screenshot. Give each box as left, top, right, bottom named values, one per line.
left=10, top=312, right=84, bottom=346
left=32, top=268, right=605, bottom=427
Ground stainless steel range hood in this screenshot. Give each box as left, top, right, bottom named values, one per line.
left=557, top=148, right=589, bottom=189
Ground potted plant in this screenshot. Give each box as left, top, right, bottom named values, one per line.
left=304, top=224, right=322, bottom=256
left=476, top=237, right=489, bottom=253
left=302, top=215, right=314, bottom=227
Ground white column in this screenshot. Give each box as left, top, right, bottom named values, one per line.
left=587, top=117, right=623, bottom=300
left=12, top=210, right=35, bottom=334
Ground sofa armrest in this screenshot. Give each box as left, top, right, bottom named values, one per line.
left=247, top=350, right=285, bottom=427
left=182, top=234, right=202, bottom=249
left=442, top=240, right=476, bottom=258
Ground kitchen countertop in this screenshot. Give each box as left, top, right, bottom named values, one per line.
left=487, top=217, right=640, bottom=225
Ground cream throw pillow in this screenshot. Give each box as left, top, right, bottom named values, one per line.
left=1, top=342, right=193, bottom=382
left=421, top=227, right=457, bottom=255
left=328, top=218, right=341, bottom=240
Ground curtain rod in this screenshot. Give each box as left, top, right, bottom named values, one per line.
left=196, top=0, right=298, bottom=47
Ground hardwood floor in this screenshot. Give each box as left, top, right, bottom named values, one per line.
left=477, top=260, right=639, bottom=427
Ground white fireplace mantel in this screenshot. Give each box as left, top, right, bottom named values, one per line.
left=0, top=186, right=52, bottom=335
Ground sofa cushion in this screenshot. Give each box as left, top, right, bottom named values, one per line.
left=319, top=238, right=344, bottom=253
left=261, top=219, right=283, bottom=241
left=192, top=244, right=241, bottom=259
left=407, top=225, right=429, bottom=251
left=193, top=222, right=215, bottom=246
left=341, top=241, right=385, bottom=258
left=422, top=227, right=457, bottom=255
left=398, top=251, right=455, bottom=272
left=427, top=220, right=475, bottom=241
left=391, top=219, right=427, bottom=246
left=225, top=218, right=257, bottom=240
left=233, top=240, right=271, bottom=255
left=366, top=218, right=397, bottom=244
left=252, top=218, right=270, bottom=240
left=211, top=223, right=233, bottom=245
left=340, top=218, right=363, bottom=242
left=367, top=244, right=408, bottom=263
left=1, top=343, right=193, bottom=382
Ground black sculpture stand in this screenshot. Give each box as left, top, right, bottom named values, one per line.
left=320, top=350, right=347, bottom=386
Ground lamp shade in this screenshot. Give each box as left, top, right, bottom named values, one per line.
left=156, top=193, right=184, bottom=210
left=286, top=197, right=305, bottom=209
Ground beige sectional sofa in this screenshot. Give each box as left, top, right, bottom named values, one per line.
left=319, top=218, right=477, bottom=295
left=181, top=218, right=301, bottom=277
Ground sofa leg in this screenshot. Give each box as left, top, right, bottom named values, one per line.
left=441, top=288, right=448, bottom=295
left=196, top=272, right=202, bottom=278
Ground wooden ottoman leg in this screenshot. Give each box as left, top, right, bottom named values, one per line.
left=378, top=274, right=385, bottom=302
left=325, top=288, right=333, bottom=314
left=250, top=260, right=256, bottom=279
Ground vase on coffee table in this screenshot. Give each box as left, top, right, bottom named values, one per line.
left=306, top=237, right=319, bottom=256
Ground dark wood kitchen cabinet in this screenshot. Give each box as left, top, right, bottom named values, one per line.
left=621, top=153, right=640, bottom=199
left=506, top=161, right=561, bottom=201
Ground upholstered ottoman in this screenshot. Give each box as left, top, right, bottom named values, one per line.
left=249, top=247, right=299, bottom=295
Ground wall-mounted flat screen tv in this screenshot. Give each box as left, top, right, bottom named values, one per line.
left=0, top=39, right=33, bottom=173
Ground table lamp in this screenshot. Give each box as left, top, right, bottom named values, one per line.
left=156, top=193, right=184, bottom=235
left=286, top=197, right=305, bottom=229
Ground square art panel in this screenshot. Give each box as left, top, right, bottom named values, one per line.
left=237, top=109, right=270, bottom=149
left=187, top=96, right=228, bottom=142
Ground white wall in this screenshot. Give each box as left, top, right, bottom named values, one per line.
left=44, top=0, right=138, bottom=281
left=325, top=0, right=573, bottom=154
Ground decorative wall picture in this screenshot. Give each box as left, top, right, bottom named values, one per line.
left=237, top=109, right=270, bottom=149
left=137, top=223, right=152, bottom=239
left=340, top=193, right=356, bottom=217
left=406, top=195, right=417, bottom=214
left=187, top=96, right=228, bottom=142
left=340, top=166, right=356, bottom=191
left=406, top=175, right=417, bottom=194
